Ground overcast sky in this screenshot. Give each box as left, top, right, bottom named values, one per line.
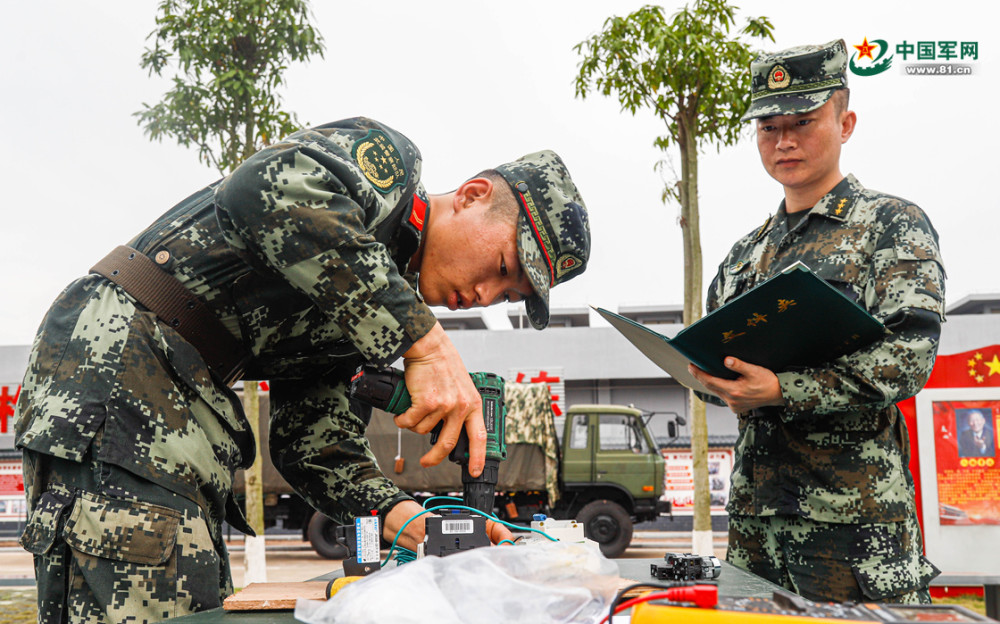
left=1, top=1, right=996, bottom=345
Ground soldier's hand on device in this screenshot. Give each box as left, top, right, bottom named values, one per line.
left=688, top=357, right=785, bottom=414
left=384, top=500, right=515, bottom=550
left=398, top=323, right=487, bottom=476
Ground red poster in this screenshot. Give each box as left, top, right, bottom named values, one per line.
left=932, top=400, right=1000, bottom=525
left=661, top=449, right=733, bottom=515
left=0, top=461, right=24, bottom=495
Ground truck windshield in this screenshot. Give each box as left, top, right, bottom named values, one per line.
left=598, top=414, right=649, bottom=453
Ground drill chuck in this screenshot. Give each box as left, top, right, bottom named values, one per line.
left=463, top=459, right=500, bottom=513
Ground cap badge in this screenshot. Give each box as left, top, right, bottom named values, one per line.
left=767, top=64, right=791, bottom=90
left=556, top=254, right=582, bottom=279
left=352, top=129, right=407, bottom=194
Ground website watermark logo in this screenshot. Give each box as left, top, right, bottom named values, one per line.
left=849, top=37, right=978, bottom=77
left=850, top=37, right=892, bottom=76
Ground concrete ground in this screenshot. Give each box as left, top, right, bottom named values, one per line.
left=0, top=531, right=728, bottom=588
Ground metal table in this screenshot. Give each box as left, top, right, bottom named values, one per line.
left=166, top=559, right=783, bottom=623
left=931, top=573, right=1000, bottom=620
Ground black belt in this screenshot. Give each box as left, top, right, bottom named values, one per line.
left=91, top=245, right=250, bottom=385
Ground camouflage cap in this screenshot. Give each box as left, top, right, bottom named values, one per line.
left=495, top=150, right=590, bottom=330
left=742, top=39, right=848, bottom=122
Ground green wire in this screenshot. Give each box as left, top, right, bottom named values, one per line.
left=393, top=546, right=417, bottom=564
left=382, top=508, right=432, bottom=566
left=421, top=495, right=463, bottom=508
left=382, top=502, right=559, bottom=567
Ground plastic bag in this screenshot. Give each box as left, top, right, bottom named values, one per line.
left=294, top=541, right=621, bottom=624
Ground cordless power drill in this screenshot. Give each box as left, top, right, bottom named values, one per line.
left=350, top=364, right=507, bottom=513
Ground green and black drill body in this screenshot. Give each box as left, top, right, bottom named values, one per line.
left=350, top=365, right=507, bottom=513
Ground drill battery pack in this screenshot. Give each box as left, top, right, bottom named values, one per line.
left=424, top=513, right=490, bottom=557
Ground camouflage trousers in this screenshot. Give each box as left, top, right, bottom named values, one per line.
left=19, top=448, right=233, bottom=623
left=727, top=513, right=939, bottom=604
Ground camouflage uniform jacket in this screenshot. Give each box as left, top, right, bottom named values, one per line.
left=706, top=175, right=945, bottom=524
left=16, top=117, right=437, bottom=531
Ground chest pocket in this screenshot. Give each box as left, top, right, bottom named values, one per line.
left=802, top=251, right=870, bottom=309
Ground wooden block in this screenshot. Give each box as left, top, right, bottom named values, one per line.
left=222, top=581, right=329, bottom=611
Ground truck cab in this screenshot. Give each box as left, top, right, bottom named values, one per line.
left=558, top=404, right=668, bottom=557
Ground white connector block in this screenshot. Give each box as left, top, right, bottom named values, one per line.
left=530, top=518, right=587, bottom=542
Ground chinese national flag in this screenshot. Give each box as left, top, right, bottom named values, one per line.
left=925, top=346, right=1000, bottom=388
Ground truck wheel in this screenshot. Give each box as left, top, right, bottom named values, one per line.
left=306, top=512, right=349, bottom=560
left=576, top=500, right=633, bottom=558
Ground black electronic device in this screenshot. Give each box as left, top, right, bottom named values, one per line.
left=651, top=552, right=723, bottom=581
left=424, top=513, right=490, bottom=557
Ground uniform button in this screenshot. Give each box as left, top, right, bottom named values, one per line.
left=155, top=250, right=170, bottom=264
left=515, top=182, right=528, bottom=193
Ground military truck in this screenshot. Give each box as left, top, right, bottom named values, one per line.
left=236, top=383, right=669, bottom=559
left=363, top=383, right=670, bottom=558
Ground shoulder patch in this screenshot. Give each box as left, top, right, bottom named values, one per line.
left=352, top=129, right=408, bottom=194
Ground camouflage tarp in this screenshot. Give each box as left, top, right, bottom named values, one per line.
left=503, top=382, right=559, bottom=503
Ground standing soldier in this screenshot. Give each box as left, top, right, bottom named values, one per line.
left=690, top=41, right=944, bottom=603
left=15, top=117, right=590, bottom=622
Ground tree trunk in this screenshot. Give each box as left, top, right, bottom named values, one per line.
left=677, top=114, right=713, bottom=556
left=242, top=381, right=268, bottom=584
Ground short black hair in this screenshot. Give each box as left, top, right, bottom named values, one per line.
left=474, top=169, right=519, bottom=223
left=831, top=88, right=851, bottom=116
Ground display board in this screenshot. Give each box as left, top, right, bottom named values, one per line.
left=916, top=386, right=1000, bottom=575
left=660, top=448, right=733, bottom=515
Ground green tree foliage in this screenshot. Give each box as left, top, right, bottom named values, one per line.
left=135, top=0, right=325, bottom=175
left=575, top=0, right=773, bottom=543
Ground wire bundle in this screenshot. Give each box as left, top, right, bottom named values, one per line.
left=383, top=496, right=558, bottom=567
